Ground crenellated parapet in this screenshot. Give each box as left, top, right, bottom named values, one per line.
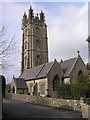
left=22, top=6, right=45, bottom=29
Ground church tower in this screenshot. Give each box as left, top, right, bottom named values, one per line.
left=21, top=6, right=48, bottom=73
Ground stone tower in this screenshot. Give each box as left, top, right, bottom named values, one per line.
left=86, top=35, right=90, bottom=63
left=21, top=6, right=48, bottom=73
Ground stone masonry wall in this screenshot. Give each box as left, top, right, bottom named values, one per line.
left=6, top=93, right=81, bottom=111
left=6, top=93, right=90, bottom=119
left=70, top=56, right=88, bottom=83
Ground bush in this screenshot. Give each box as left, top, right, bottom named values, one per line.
left=57, top=74, right=90, bottom=100
left=57, top=83, right=72, bottom=99
left=70, top=74, right=89, bottom=99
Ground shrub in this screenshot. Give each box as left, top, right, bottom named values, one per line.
left=57, top=74, right=90, bottom=100
left=57, top=83, right=71, bottom=99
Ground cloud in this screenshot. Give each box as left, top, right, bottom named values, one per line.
left=46, top=3, right=88, bottom=62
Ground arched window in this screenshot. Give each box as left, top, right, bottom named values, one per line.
left=36, top=39, right=40, bottom=49
left=78, top=70, right=82, bottom=76
left=53, top=75, right=59, bottom=91
left=36, top=27, right=40, bottom=35
left=12, top=86, right=15, bottom=93
left=40, top=84, right=45, bottom=95
left=36, top=55, right=40, bottom=65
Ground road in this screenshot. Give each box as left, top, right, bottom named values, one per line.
left=2, top=98, right=82, bottom=119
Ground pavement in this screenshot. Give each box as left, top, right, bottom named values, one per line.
left=2, top=98, right=83, bottom=119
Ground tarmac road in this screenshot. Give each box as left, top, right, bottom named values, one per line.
left=2, top=98, right=82, bottom=119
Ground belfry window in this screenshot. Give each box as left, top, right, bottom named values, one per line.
left=53, top=75, right=59, bottom=91
left=36, top=27, right=40, bottom=35
left=36, top=39, right=40, bottom=49
left=37, top=55, right=40, bottom=64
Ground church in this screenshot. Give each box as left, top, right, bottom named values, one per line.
left=11, top=6, right=87, bottom=98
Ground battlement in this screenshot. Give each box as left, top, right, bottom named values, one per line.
left=22, top=6, right=45, bottom=28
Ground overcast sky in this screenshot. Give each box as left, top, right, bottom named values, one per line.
left=0, top=1, right=89, bottom=83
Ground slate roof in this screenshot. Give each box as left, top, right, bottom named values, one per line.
left=20, top=57, right=78, bottom=80
left=60, top=57, right=77, bottom=77
left=13, top=78, right=28, bottom=89
left=20, top=61, right=53, bottom=80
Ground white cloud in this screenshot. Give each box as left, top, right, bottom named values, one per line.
left=46, top=3, right=88, bottom=62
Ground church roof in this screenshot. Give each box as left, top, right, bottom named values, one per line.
left=13, top=78, right=28, bottom=89
left=20, top=57, right=78, bottom=80
left=20, top=62, right=53, bottom=80
left=60, top=57, right=77, bottom=77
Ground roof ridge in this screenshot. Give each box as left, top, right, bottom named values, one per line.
left=60, top=57, right=76, bottom=63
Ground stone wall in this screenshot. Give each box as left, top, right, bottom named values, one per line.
left=0, top=77, right=2, bottom=120
left=6, top=93, right=81, bottom=111
left=6, top=93, right=90, bottom=119
left=26, top=78, right=48, bottom=96
left=81, top=103, right=90, bottom=119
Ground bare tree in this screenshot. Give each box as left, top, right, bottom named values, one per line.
left=0, top=26, right=20, bottom=69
